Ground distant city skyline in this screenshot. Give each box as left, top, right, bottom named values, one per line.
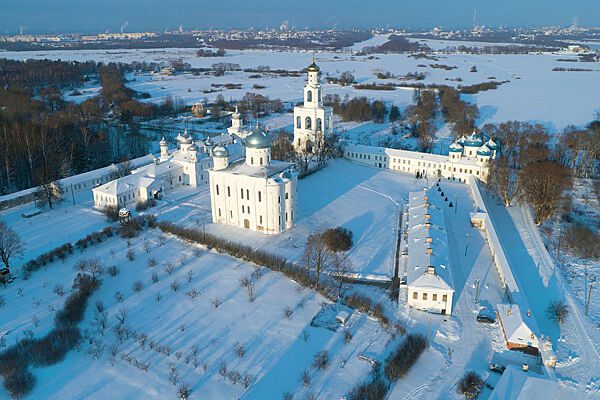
left=1, top=0, right=599, bottom=35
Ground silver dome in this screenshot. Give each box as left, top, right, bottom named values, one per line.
left=212, top=145, right=229, bottom=158
left=245, top=125, right=270, bottom=149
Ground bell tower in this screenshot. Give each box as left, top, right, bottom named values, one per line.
left=293, top=55, right=333, bottom=153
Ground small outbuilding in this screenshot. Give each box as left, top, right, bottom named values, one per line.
left=496, top=304, right=540, bottom=355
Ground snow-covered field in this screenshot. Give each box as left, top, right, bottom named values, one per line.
left=2, top=38, right=599, bottom=131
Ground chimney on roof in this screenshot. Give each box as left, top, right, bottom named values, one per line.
left=527, top=309, right=531, bottom=317
left=425, top=213, right=431, bottom=220
left=425, top=222, right=431, bottom=229
left=530, top=332, right=535, bottom=339
left=426, top=237, right=432, bottom=243
left=426, top=247, right=432, bottom=255
left=427, top=265, right=435, bottom=274
left=425, top=202, right=430, bottom=208
left=507, top=307, right=511, bottom=316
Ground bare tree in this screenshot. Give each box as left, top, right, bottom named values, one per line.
left=519, top=161, right=571, bottom=224
left=301, top=231, right=332, bottom=289
left=0, top=220, right=24, bottom=271
left=331, top=252, right=352, bottom=299
left=488, top=157, right=519, bottom=206
left=240, top=275, right=255, bottom=302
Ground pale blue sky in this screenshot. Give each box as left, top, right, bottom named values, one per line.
left=1, top=0, right=598, bottom=34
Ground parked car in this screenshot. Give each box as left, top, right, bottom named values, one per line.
left=489, top=363, right=506, bottom=374
left=477, top=307, right=496, bottom=323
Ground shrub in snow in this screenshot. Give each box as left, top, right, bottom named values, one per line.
left=546, top=299, right=570, bottom=325
left=242, top=374, right=253, bottom=389
left=228, top=370, right=241, bottom=384
left=186, top=289, right=199, bottom=299
left=132, top=280, right=144, bottom=292
left=114, top=291, right=124, bottom=303
left=95, top=300, right=104, bottom=313
left=164, top=262, right=176, bottom=275
left=148, top=257, right=157, bottom=268
left=179, top=254, right=188, bottom=265
left=322, top=227, right=353, bottom=252
left=348, top=379, right=388, bottom=400
left=312, top=351, right=330, bottom=370
left=177, top=382, right=192, bottom=400
left=186, top=270, right=194, bottom=283
left=107, top=265, right=120, bottom=277
left=170, top=280, right=180, bottom=292
left=283, top=306, right=294, bottom=319
left=151, top=272, right=159, bottom=284
left=384, top=333, right=427, bottom=381
left=218, top=362, right=228, bottom=378
left=234, top=342, right=245, bottom=358
left=0, top=295, right=5, bottom=308
left=126, top=249, right=135, bottom=262
left=344, top=330, right=353, bottom=343
left=53, top=284, right=65, bottom=297
left=456, top=371, right=484, bottom=399
left=211, top=296, right=222, bottom=308
left=301, top=369, right=311, bottom=387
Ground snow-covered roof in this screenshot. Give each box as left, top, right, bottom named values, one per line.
left=215, top=159, right=295, bottom=180
left=486, top=138, right=500, bottom=150
left=344, top=142, right=448, bottom=164
left=496, top=303, right=540, bottom=349
left=449, top=142, right=463, bottom=152
left=92, top=172, right=156, bottom=196
left=477, top=144, right=492, bottom=155
left=464, top=132, right=484, bottom=147
left=406, top=190, right=454, bottom=291
left=489, top=366, right=581, bottom=400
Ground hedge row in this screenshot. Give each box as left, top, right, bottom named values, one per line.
left=158, top=221, right=338, bottom=300
left=0, top=274, right=100, bottom=399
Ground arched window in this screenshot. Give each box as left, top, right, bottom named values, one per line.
left=216, top=185, right=219, bottom=195
left=260, top=157, right=263, bottom=165
left=251, top=157, right=254, bottom=165
left=307, top=90, right=312, bottom=102
left=296, top=116, right=301, bottom=129
left=305, top=117, right=312, bottom=130
left=316, top=118, right=322, bottom=131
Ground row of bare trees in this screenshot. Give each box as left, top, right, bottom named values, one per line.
left=485, top=119, right=600, bottom=225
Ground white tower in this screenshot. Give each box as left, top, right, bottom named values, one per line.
left=228, top=106, right=243, bottom=136
left=212, top=145, right=229, bottom=170
left=293, top=55, right=333, bottom=153
left=159, top=137, right=169, bottom=160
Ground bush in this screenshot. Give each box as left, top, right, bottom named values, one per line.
left=348, top=379, right=388, bottom=400
left=322, top=227, right=353, bottom=252
left=384, top=333, right=427, bottom=381
left=102, top=205, right=119, bottom=222
left=312, top=350, right=330, bottom=370
left=132, top=280, right=144, bottom=292
left=457, top=371, right=484, bottom=399
left=107, top=265, right=120, bottom=277
left=546, top=299, right=569, bottom=324
left=563, top=223, right=600, bottom=259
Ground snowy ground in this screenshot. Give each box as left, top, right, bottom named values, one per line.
left=2, top=38, right=599, bottom=131
left=155, top=159, right=425, bottom=280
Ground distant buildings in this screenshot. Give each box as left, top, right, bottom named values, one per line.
left=404, top=189, right=454, bottom=315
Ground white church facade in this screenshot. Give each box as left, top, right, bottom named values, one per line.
left=293, top=57, right=333, bottom=153
left=209, top=125, right=299, bottom=234
left=93, top=130, right=224, bottom=210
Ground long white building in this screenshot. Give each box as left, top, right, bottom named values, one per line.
left=344, top=132, right=498, bottom=183
left=209, top=125, right=298, bottom=234
left=404, top=189, right=454, bottom=315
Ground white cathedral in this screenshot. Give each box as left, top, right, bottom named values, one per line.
left=208, top=124, right=298, bottom=234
